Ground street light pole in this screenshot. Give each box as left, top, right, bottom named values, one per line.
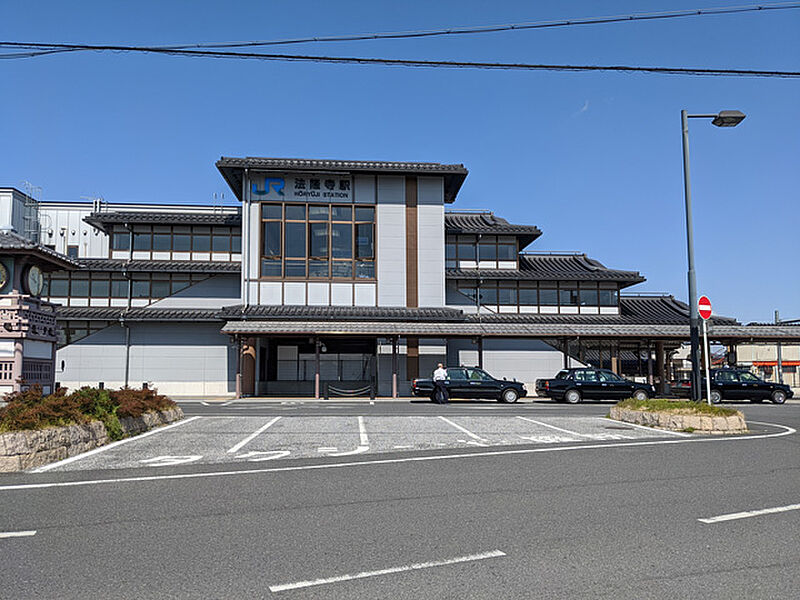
left=681, top=110, right=702, bottom=401
left=680, top=109, right=745, bottom=401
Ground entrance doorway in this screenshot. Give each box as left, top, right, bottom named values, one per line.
left=255, top=337, right=376, bottom=396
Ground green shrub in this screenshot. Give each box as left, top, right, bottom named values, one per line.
left=617, top=397, right=738, bottom=417
left=0, top=385, right=177, bottom=437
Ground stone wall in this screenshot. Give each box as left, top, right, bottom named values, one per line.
left=0, top=407, right=183, bottom=472
left=609, top=406, right=747, bottom=434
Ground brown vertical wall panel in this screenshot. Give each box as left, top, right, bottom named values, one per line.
left=405, top=176, right=418, bottom=308
left=407, top=337, right=419, bottom=380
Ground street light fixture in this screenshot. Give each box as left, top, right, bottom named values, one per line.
left=681, top=109, right=745, bottom=401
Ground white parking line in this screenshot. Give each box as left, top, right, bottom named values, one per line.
left=515, top=416, right=588, bottom=438
left=226, top=417, right=282, bottom=454
left=698, top=503, right=800, bottom=524
left=5, top=423, right=793, bottom=492
left=438, top=416, right=488, bottom=442
left=325, top=416, right=369, bottom=456
left=268, top=549, right=506, bottom=592
left=0, top=530, right=37, bottom=539
left=31, top=416, right=203, bottom=473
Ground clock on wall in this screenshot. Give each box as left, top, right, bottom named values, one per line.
left=24, top=265, right=44, bottom=297
left=0, top=262, right=8, bottom=293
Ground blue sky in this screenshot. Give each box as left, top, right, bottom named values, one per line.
left=2, top=0, right=798, bottom=324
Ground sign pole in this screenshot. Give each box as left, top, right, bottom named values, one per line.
left=702, top=319, right=712, bottom=405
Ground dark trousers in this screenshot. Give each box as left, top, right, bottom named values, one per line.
left=434, top=380, right=449, bottom=404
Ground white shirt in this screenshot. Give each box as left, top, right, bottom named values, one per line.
left=433, top=367, right=448, bottom=381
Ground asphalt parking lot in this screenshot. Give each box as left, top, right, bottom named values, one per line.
left=3, top=400, right=798, bottom=599
left=35, top=411, right=688, bottom=472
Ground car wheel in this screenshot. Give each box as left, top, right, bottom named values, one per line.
left=771, top=390, right=787, bottom=405
left=710, top=389, right=722, bottom=404
left=632, top=389, right=649, bottom=401
left=564, top=389, right=581, bottom=404
left=501, top=388, right=519, bottom=403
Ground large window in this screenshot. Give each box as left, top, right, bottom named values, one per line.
left=42, top=271, right=208, bottom=305
left=110, top=225, right=241, bottom=260
left=260, top=202, right=375, bottom=280
left=447, top=280, right=620, bottom=312
left=446, top=235, right=517, bottom=269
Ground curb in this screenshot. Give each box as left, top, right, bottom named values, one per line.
left=0, top=407, right=184, bottom=473
left=609, top=406, right=747, bottom=434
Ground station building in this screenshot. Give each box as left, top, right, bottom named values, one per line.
left=2, top=157, right=797, bottom=397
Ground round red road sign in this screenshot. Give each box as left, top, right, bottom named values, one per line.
left=698, top=295, right=712, bottom=320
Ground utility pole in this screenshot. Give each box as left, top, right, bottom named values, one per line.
left=775, top=310, right=783, bottom=384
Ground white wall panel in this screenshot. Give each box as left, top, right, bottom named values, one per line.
left=307, top=282, right=329, bottom=306
left=260, top=282, right=282, bottom=305
left=354, top=175, right=376, bottom=204
left=56, top=323, right=236, bottom=396
left=376, top=204, right=406, bottom=307
left=416, top=202, right=445, bottom=307
left=354, top=283, right=376, bottom=306
left=331, top=283, right=353, bottom=306
left=283, top=282, right=306, bottom=305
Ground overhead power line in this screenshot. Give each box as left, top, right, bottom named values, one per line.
left=160, top=2, right=800, bottom=50
left=0, top=42, right=798, bottom=78
left=2, top=1, right=799, bottom=60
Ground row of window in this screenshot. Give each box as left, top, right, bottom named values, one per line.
left=446, top=280, right=620, bottom=307
left=57, top=320, right=110, bottom=348
left=111, top=226, right=242, bottom=255
left=261, top=203, right=375, bottom=280
left=44, top=272, right=208, bottom=300
left=445, top=235, right=518, bottom=268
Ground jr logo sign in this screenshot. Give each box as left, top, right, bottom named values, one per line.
left=252, top=177, right=285, bottom=197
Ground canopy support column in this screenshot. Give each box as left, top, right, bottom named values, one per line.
left=392, top=336, right=398, bottom=399
left=656, top=341, right=666, bottom=395
left=314, top=337, right=321, bottom=400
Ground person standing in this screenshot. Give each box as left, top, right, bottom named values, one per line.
left=432, top=363, right=449, bottom=404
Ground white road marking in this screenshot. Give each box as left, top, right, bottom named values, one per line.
left=220, top=399, right=236, bottom=406
left=235, top=450, right=291, bottom=462
left=438, top=416, right=488, bottom=442
left=515, top=416, right=588, bottom=438
left=268, top=549, right=506, bottom=592
left=226, top=416, right=282, bottom=454
left=324, top=416, right=369, bottom=456
left=30, top=416, right=203, bottom=473
left=598, top=417, right=690, bottom=437
left=698, top=503, right=800, bottom=524
left=516, top=434, right=575, bottom=444
left=4, top=423, right=793, bottom=492
left=393, top=445, right=413, bottom=449
left=0, top=530, right=36, bottom=539
left=139, top=455, right=202, bottom=467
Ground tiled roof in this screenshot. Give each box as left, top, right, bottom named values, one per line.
left=219, top=320, right=800, bottom=341
left=84, top=210, right=241, bottom=232
left=216, top=156, right=468, bottom=203
left=77, top=259, right=241, bottom=273
left=57, top=307, right=221, bottom=321
left=470, top=296, right=738, bottom=326
left=445, top=212, right=542, bottom=248
left=0, top=230, right=79, bottom=270
left=447, top=254, right=645, bottom=286
left=219, top=305, right=465, bottom=322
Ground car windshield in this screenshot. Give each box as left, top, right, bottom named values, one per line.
left=554, top=370, right=570, bottom=380
left=739, top=372, right=761, bottom=382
